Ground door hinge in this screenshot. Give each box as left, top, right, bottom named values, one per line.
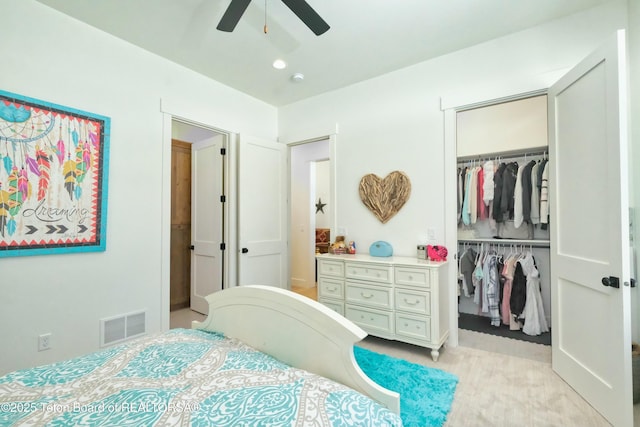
left=220, top=195, right=226, bottom=203
left=220, top=243, right=226, bottom=251
left=220, top=148, right=226, bottom=155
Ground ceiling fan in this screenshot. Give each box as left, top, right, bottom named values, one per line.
left=217, top=0, right=330, bottom=36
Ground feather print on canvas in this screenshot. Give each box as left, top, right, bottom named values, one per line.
left=0, top=90, right=110, bottom=257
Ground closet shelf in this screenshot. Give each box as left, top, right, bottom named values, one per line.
left=457, top=146, right=548, bottom=163
left=458, top=238, right=550, bottom=248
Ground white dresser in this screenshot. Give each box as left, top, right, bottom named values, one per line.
left=316, top=253, right=449, bottom=361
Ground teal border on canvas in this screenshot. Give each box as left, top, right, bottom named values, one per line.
left=0, top=89, right=110, bottom=257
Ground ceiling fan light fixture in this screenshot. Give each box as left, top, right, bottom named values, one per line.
left=273, top=59, right=287, bottom=69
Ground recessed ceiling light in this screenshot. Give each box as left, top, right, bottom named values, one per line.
left=272, top=59, right=287, bottom=70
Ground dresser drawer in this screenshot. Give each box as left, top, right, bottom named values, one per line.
left=345, top=262, right=392, bottom=283
left=346, top=305, right=393, bottom=335
left=394, top=266, right=431, bottom=289
left=319, top=298, right=344, bottom=316
left=318, top=277, right=344, bottom=299
left=345, top=282, right=393, bottom=309
left=395, top=288, right=431, bottom=315
left=318, top=259, right=344, bottom=278
left=395, top=313, right=431, bottom=341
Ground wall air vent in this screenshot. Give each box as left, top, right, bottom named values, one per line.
left=100, top=310, right=147, bottom=347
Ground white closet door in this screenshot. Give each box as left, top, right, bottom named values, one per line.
left=549, top=30, right=632, bottom=426
left=190, top=138, right=224, bottom=315
left=238, top=135, right=287, bottom=288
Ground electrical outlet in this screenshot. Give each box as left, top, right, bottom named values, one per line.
left=427, top=228, right=436, bottom=242
left=38, top=333, right=52, bottom=351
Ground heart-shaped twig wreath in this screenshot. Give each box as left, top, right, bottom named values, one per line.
left=358, top=171, right=411, bottom=223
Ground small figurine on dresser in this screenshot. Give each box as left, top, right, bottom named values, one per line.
left=348, top=241, right=356, bottom=254
left=329, top=235, right=348, bottom=254
left=427, top=245, right=448, bottom=261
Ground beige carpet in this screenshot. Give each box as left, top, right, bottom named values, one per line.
left=359, top=332, right=610, bottom=427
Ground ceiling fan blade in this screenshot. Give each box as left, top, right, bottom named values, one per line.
left=280, top=0, right=330, bottom=35
left=217, top=0, right=252, bottom=32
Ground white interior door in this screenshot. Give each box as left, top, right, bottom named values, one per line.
left=238, top=135, right=287, bottom=288
left=190, top=137, right=224, bottom=314
left=549, top=30, right=632, bottom=426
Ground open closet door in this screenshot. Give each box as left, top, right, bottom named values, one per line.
left=190, top=137, right=225, bottom=314
left=549, top=29, right=632, bottom=426
left=238, top=135, right=287, bottom=288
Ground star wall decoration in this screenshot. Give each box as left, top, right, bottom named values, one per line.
left=315, top=198, right=326, bottom=213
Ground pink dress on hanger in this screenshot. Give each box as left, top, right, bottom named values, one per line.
left=501, top=256, right=516, bottom=326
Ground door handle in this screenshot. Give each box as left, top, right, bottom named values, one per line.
left=189, top=245, right=194, bottom=250
left=601, top=276, right=620, bottom=288
left=241, top=248, right=249, bottom=254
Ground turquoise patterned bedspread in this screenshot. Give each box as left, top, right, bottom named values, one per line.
left=0, top=329, right=402, bottom=426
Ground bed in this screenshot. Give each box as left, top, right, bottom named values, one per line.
left=0, top=285, right=401, bottom=426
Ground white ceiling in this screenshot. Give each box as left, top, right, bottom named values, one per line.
left=35, top=0, right=613, bottom=107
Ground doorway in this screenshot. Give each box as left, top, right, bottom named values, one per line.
left=289, top=138, right=331, bottom=295
left=170, top=138, right=192, bottom=311
left=170, top=119, right=226, bottom=316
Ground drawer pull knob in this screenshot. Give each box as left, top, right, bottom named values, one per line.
left=361, top=293, right=373, bottom=298
left=404, top=298, right=419, bottom=305
left=408, top=275, right=413, bottom=280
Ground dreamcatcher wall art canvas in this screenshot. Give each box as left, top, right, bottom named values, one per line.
left=0, top=90, right=110, bottom=257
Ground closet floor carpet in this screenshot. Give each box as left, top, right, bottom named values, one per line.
left=458, top=312, right=551, bottom=345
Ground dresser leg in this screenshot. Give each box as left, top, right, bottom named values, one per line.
left=431, top=348, right=440, bottom=362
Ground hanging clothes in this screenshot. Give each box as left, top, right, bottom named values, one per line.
left=492, top=162, right=506, bottom=223
left=500, top=253, right=517, bottom=326
left=459, top=247, right=476, bottom=297
left=462, top=167, right=473, bottom=226
left=530, top=162, right=540, bottom=225
left=513, top=162, right=525, bottom=228
left=509, top=259, right=527, bottom=329
left=540, top=161, right=550, bottom=229
left=482, top=254, right=501, bottom=327
left=519, top=252, right=549, bottom=336
left=457, top=168, right=463, bottom=224
left=469, top=166, right=479, bottom=224
left=521, top=160, right=536, bottom=224
left=477, top=166, right=486, bottom=220
left=497, top=162, right=518, bottom=222
left=482, top=160, right=494, bottom=206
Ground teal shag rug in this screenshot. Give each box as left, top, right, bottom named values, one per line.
left=354, top=346, right=458, bottom=427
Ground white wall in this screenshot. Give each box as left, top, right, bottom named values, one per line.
left=456, top=95, right=548, bottom=157
left=0, top=0, right=277, bottom=374
left=315, top=160, right=331, bottom=229
left=279, top=1, right=627, bottom=259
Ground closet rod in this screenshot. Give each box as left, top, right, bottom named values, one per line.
left=457, top=146, right=548, bottom=163
left=458, top=238, right=550, bottom=248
